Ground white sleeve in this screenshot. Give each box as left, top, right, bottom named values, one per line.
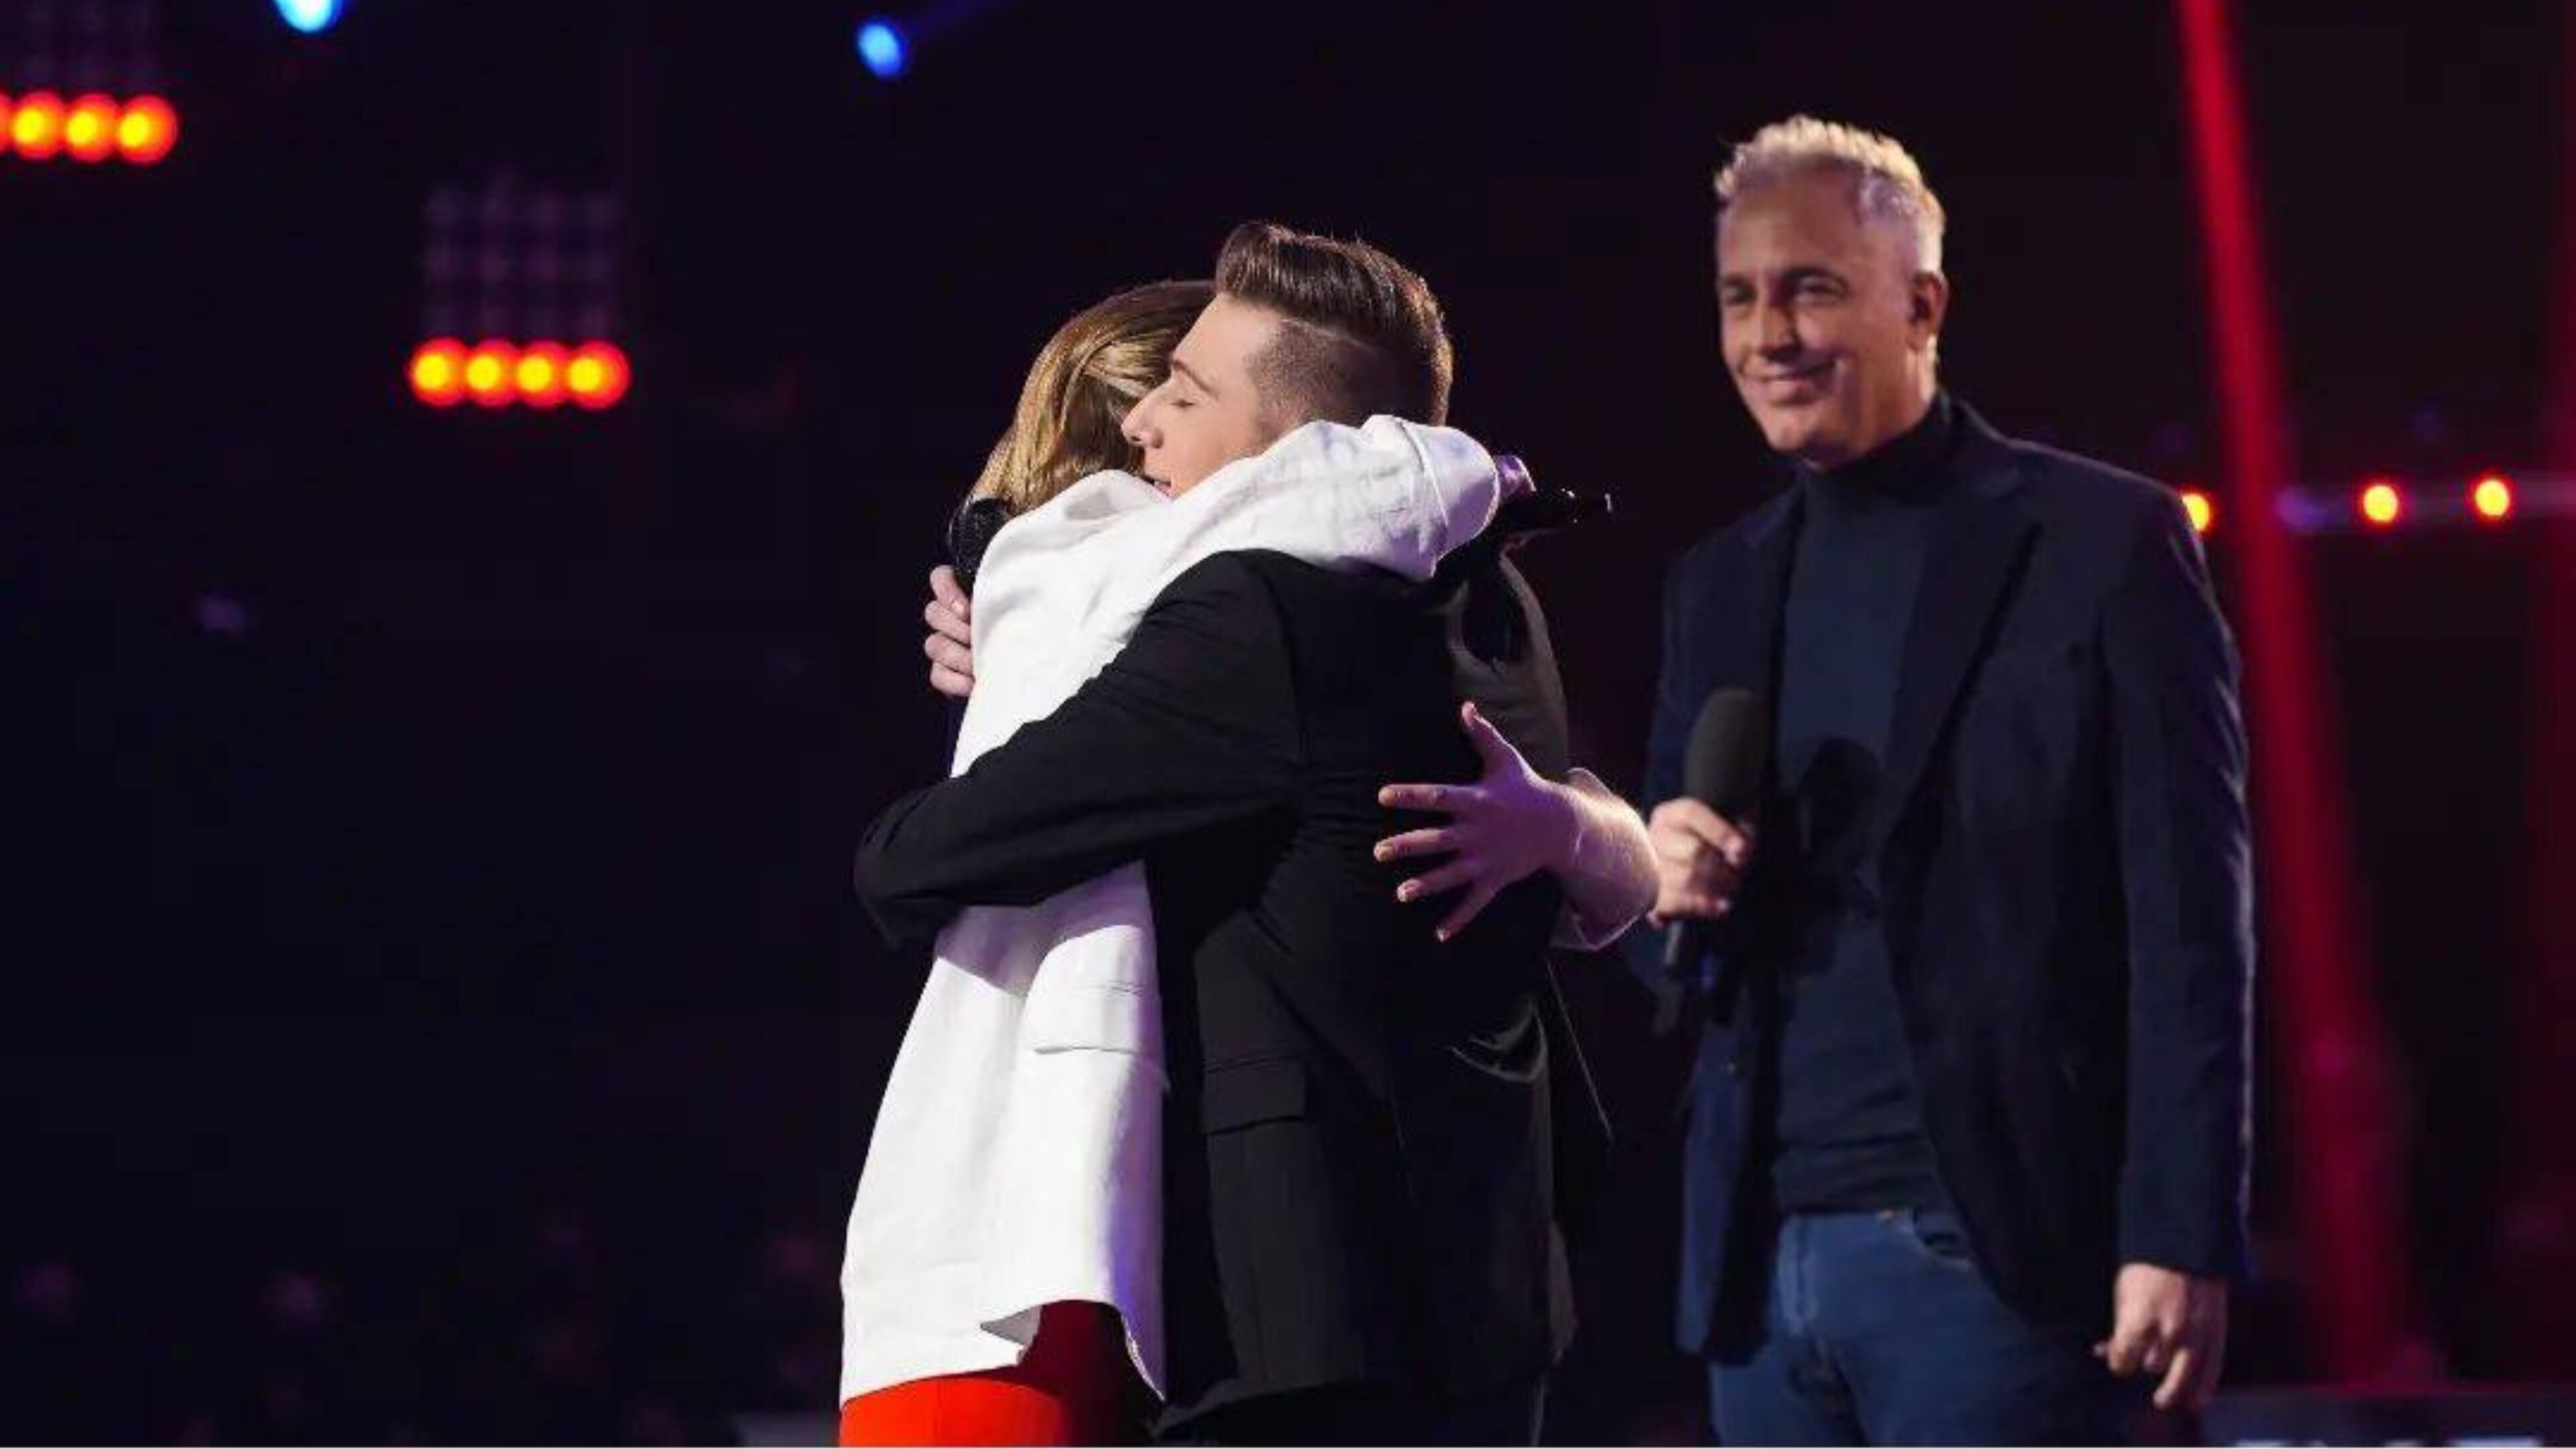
left=1550, top=901, right=1641, bottom=953
left=1169, top=415, right=1505, bottom=583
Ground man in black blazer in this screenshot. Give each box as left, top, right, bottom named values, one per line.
left=1631, top=118, right=2253, bottom=1443
left=859, top=223, right=1595, bottom=1443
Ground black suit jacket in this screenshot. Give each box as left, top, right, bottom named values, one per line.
left=1628, top=404, right=2255, bottom=1353
left=856, top=549, right=1579, bottom=1426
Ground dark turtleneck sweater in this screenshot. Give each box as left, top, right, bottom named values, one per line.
left=1768, top=392, right=1956, bottom=1214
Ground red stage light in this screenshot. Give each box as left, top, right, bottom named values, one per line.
left=2473, top=474, right=2514, bottom=522
left=115, top=95, right=178, bottom=165
left=2359, top=480, right=2404, bottom=527
left=564, top=342, right=630, bottom=410
left=2177, top=0, right=2422, bottom=1375
left=0, top=94, right=15, bottom=156
left=464, top=341, right=519, bottom=408
left=2181, top=488, right=2216, bottom=535
left=62, top=94, right=118, bottom=163
left=409, top=338, right=468, bottom=407
left=514, top=343, right=570, bottom=409
left=10, top=91, right=66, bottom=160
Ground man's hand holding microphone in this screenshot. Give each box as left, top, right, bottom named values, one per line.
left=1648, top=800, right=1755, bottom=927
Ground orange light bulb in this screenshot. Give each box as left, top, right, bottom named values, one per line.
left=115, top=95, right=178, bottom=165
left=464, top=341, right=521, bottom=408
left=11, top=91, right=66, bottom=161
left=409, top=339, right=469, bottom=407
left=566, top=342, right=631, bottom=410
left=63, top=94, right=119, bottom=163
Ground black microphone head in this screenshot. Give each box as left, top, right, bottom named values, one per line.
left=1488, top=464, right=1613, bottom=547
left=1682, top=688, right=1770, bottom=820
left=946, top=496, right=1012, bottom=593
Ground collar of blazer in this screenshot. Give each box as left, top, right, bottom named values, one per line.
left=1700, top=400, right=2041, bottom=851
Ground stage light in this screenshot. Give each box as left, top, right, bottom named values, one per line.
left=276, top=0, right=345, bottom=35
left=514, top=343, right=570, bottom=409
left=2359, top=479, right=2404, bottom=528
left=2181, top=488, right=2216, bottom=535
left=62, top=94, right=119, bottom=164
left=418, top=180, right=625, bottom=411
left=1, top=93, right=178, bottom=166
left=564, top=342, right=631, bottom=409
left=856, top=19, right=908, bottom=79
left=409, top=339, right=468, bottom=407
left=116, top=96, right=178, bottom=165
left=464, top=341, right=519, bottom=408
left=2472, top=474, right=2514, bottom=522
left=10, top=91, right=66, bottom=161
left=412, top=339, right=625, bottom=412
left=2176, top=0, right=2422, bottom=1375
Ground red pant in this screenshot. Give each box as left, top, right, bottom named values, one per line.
left=839, top=1301, right=1144, bottom=1446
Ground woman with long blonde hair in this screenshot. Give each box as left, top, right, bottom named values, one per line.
left=841, top=281, right=1210, bottom=1448
left=967, top=281, right=1215, bottom=517
left=923, top=282, right=1217, bottom=698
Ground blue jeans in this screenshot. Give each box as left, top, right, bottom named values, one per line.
left=1709, top=1208, right=2132, bottom=1446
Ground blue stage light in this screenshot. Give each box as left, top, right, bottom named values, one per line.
left=856, top=19, right=908, bottom=80
left=275, top=0, right=345, bottom=34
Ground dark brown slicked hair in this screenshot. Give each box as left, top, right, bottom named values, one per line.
left=1212, top=221, right=1454, bottom=429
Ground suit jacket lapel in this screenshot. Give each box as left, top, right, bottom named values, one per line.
left=1701, top=490, right=1800, bottom=704
left=1650, top=491, right=1799, bottom=1036
left=1878, top=414, right=2036, bottom=836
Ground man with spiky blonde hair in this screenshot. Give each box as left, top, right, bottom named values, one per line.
left=1630, top=115, right=2252, bottom=1442
left=1718, top=115, right=1947, bottom=266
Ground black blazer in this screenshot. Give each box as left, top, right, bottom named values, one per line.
left=856, top=549, right=1578, bottom=1426
left=1629, top=405, right=2255, bottom=1352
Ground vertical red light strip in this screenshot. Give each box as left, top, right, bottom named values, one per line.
left=2172, top=0, right=2424, bottom=1378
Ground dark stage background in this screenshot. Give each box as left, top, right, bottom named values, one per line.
left=6, top=0, right=2572, bottom=1440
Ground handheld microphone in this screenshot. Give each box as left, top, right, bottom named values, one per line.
left=1660, top=689, right=1770, bottom=1022
left=1489, top=468, right=1613, bottom=550
left=945, top=496, right=1012, bottom=594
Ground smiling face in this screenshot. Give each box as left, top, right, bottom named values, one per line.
left=1119, top=293, right=1291, bottom=497
left=1716, top=166, right=1947, bottom=468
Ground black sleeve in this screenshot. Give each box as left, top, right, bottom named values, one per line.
left=1442, top=552, right=1570, bottom=781
left=1618, top=553, right=1702, bottom=995
left=2101, top=496, right=2255, bottom=1280
left=853, top=553, right=1304, bottom=946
